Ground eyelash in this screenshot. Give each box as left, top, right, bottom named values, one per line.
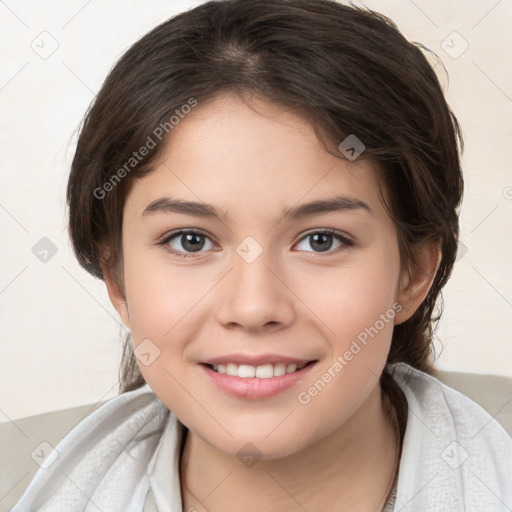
left=157, top=228, right=354, bottom=259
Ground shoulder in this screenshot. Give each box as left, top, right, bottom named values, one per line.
left=390, top=362, right=511, bottom=441
left=11, top=384, right=172, bottom=511
left=389, top=363, right=512, bottom=511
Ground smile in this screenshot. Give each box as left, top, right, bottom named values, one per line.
left=200, top=360, right=317, bottom=399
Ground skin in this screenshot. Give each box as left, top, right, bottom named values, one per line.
left=104, top=92, right=440, bottom=511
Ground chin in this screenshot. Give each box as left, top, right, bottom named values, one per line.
left=191, top=417, right=317, bottom=462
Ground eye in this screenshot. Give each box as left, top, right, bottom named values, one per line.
left=158, top=228, right=353, bottom=259
left=159, top=230, right=216, bottom=258
left=294, top=229, right=353, bottom=254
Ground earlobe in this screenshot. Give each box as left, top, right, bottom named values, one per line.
left=394, top=241, right=441, bottom=325
left=102, top=262, right=130, bottom=328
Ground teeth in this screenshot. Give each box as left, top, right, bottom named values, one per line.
left=286, top=363, right=297, bottom=373
left=273, top=363, right=287, bottom=376
left=226, top=363, right=237, bottom=376
left=255, top=364, right=273, bottom=378
left=238, top=364, right=256, bottom=378
left=211, top=362, right=306, bottom=378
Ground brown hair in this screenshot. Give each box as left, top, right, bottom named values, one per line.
left=66, top=0, right=464, bottom=402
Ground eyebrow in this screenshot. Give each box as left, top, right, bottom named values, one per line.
left=142, top=194, right=372, bottom=222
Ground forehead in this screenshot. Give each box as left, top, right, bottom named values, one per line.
left=124, top=92, right=389, bottom=225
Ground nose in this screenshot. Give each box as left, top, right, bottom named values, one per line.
left=215, top=249, right=295, bottom=333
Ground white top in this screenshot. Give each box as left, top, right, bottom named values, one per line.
left=11, top=363, right=512, bottom=511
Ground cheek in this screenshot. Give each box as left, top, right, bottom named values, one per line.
left=122, top=245, right=205, bottom=338
left=121, top=258, right=196, bottom=408
left=121, top=250, right=218, bottom=381
left=295, top=248, right=400, bottom=395
left=296, top=247, right=400, bottom=343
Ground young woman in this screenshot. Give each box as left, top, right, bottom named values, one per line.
left=12, top=1, right=511, bottom=511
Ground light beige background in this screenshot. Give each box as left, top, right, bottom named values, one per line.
left=1, top=0, right=511, bottom=421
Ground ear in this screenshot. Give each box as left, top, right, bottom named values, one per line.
left=394, top=240, right=442, bottom=325
left=102, top=261, right=131, bottom=328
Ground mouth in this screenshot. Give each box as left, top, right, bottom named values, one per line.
left=199, top=359, right=318, bottom=399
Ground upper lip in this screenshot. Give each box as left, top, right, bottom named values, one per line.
left=202, top=353, right=315, bottom=366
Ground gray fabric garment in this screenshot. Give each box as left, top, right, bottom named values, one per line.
left=11, top=363, right=512, bottom=511
left=383, top=481, right=397, bottom=512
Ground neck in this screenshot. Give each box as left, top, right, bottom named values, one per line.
left=179, top=383, right=400, bottom=512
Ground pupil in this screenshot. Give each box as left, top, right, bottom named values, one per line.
left=311, top=233, right=332, bottom=252
left=183, top=233, right=204, bottom=252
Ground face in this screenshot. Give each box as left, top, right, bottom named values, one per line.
left=108, top=92, right=422, bottom=459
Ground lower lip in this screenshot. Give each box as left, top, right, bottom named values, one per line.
left=199, top=363, right=317, bottom=400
